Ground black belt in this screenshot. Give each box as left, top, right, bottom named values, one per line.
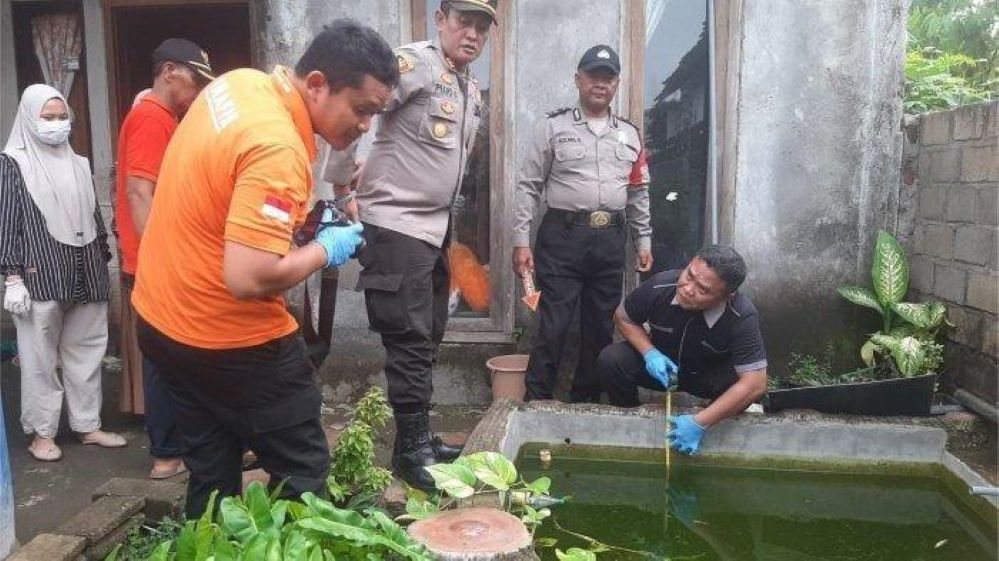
left=547, top=208, right=624, bottom=228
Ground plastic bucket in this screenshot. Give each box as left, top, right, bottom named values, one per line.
left=486, top=355, right=529, bottom=401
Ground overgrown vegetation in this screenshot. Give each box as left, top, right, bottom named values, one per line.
left=105, top=517, right=185, bottom=561
left=904, top=0, right=997, bottom=113
left=326, top=387, right=393, bottom=506
left=108, top=483, right=432, bottom=561
left=838, top=230, right=950, bottom=378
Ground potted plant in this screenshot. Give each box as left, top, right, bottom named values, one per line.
left=765, top=231, right=948, bottom=416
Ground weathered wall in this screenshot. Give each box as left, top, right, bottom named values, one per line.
left=903, top=102, right=998, bottom=403
left=725, top=0, right=909, bottom=374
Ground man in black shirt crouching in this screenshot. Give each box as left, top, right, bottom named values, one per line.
left=598, top=245, right=768, bottom=455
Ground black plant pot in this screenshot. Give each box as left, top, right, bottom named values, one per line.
left=763, top=373, right=937, bottom=417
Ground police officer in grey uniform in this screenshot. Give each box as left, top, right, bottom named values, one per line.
left=513, top=45, right=653, bottom=403
left=346, top=0, right=495, bottom=492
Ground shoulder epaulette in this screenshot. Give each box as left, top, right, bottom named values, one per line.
left=616, top=114, right=641, bottom=131
left=546, top=107, right=573, bottom=119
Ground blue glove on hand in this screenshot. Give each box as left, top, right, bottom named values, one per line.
left=315, top=210, right=364, bottom=268
left=642, top=348, right=678, bottom=389
left=667, top=415, right=706, bottom=455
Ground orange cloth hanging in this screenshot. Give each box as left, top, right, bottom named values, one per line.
left=448, top=241, right=490, bottom=312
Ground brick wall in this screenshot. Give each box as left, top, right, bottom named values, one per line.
left=904, top=101, right=998, bottom=403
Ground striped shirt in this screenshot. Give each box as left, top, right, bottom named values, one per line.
left=0, top=154, right=110, bottom=303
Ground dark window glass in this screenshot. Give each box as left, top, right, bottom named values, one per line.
left=644, top=0, right=709, bottom=272
left=427, top=6, right=492, bottom=318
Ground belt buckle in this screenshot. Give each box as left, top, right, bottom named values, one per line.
left=589, top=211, right=611, bottom=228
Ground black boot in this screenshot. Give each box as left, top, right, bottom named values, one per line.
left=432, top=435, right=463, bottom=462
left=392, top=410, right=438, bottom=492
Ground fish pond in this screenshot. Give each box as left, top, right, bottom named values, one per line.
left=517, top=443, right=997, bottom=561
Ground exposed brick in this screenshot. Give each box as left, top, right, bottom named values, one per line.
left=916, top=223, right=954, bottom=259
left=921, top=111, right=952, bottom=145
left=92, top=478, right=186, bottom=523
left=908, top=256, right=933, bottom=292
left=978, top=187, right=999, bottom=227
left=944, top=186, right=978, bottom=223
left=7, top=534, right=86, bottom=561
left=945, top=306, right=983, bottom=348
left=961, top=143, right=999, bottom=182
left=953, top=104, right=986, bottom=140
left=986, top=102, right=999, bottom=139
left=57, top=495, right=145, bottom=545
left=982, top=317, right=998, bottom=358
left=966, top=271, right=998, bottom=314
left=917, top=187, right=946, bottom=220
left=953, top=226, right=995, bottom=266
left=929, top=148, right=962, bottom=182
left=933, top=263, right=968, bottom=304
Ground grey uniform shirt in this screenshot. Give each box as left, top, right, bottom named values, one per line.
left=353, top=40, right=482, bottom=248
left=513, top=107, right=652, bottom=251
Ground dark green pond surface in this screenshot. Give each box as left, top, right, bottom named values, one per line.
left=517, top=444, right=998, bottom=561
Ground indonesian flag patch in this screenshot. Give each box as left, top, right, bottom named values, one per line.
left=261, top=195, right=293, bottom=223
left=629, top=148, right=651, bottom=187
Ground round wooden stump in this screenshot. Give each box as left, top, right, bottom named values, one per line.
left=408, top=507, right=539, bottom=561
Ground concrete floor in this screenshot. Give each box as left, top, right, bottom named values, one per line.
left=1, top=357, right=486, bottom=545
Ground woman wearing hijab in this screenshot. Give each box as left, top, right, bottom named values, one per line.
left=0, top=84, right=126, bottom=462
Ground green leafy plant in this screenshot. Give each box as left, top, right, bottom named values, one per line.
left=104, top=517, right=185, bottom=560
left=106, top=482, right=432, bottom=561
left=838, top=230, right=950, bottom=377
left=904, top=0, right=997, bottom=114
left=327, top=387, right=393, bottom=505
left=397, top=451, right=558, bottom=535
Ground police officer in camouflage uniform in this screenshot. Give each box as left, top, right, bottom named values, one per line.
left=513, top=45, right=653, bottom=403
left=349, top=0, right=494, bottom=491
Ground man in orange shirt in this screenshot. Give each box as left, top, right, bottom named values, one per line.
left=132, top=21, right=398, bottom=517
left=115, top=38, right=213, bottom=481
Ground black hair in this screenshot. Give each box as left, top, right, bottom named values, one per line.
left=695, top=245, right=747, bottom=293
left=295, top=19, right=399, bottom=92
left=151, top=61, right=167, bottom=79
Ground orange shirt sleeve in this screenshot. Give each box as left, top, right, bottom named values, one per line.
left=125, top=115, right=173, bottom=183
left=224, top=142, right=311, bottom=255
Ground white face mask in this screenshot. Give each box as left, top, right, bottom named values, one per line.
left=36, top=119, right=71, bottom=145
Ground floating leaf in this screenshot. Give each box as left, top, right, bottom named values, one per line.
left=424, top=463, right=477, bottom=498
left=535, top=537, right=558, bottom=548
left=838, top=286, right=884, bottom=315
left=872, top=231, right=909, bottom=306
left=556, top=547, right=598, bottom=561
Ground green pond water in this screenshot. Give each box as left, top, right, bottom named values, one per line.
left=517, top=444, right=998, bottom=561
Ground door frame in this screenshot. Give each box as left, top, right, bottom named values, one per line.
left=101, top=0, right=257, bottom=152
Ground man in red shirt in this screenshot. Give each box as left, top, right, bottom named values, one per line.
left=114, top=38, right=214, bottom=479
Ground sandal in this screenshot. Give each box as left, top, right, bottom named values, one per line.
left=79, top=430, right=128, bottom=448
left=149, top=461, right=187, bottom=480
left=28, top=438, right=62, bottom=462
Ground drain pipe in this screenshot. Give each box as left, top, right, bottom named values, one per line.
left=707, top=0, right=719, bottom=244
left=953, top=389, right=999, bottom=425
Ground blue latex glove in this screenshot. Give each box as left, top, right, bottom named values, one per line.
left=642, top=348, right=678, bottom=389
left=315, top=210, right=364, bottom=267
left=667, top=415, right=706, bottom=455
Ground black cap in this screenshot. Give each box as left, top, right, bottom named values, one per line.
left=152, top=38, right=215, bottom=82
left=578, top=44, right=620, bottom=75
left=445, top=0, right=498, bottom=24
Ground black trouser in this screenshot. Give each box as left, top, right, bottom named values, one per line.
left=526, top=211, right=626, bottom=402
left=597, top=341, right=670, bottom=406
left=136, top=317, right=330, bottom=518
left=599, top=342, right=735, bottom=405
left=357, top=223, right=450, bottom=410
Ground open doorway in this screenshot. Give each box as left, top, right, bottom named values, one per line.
left=106, top=1, right=252, bottom=137
left=12, top=1, right=92, bottom=159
